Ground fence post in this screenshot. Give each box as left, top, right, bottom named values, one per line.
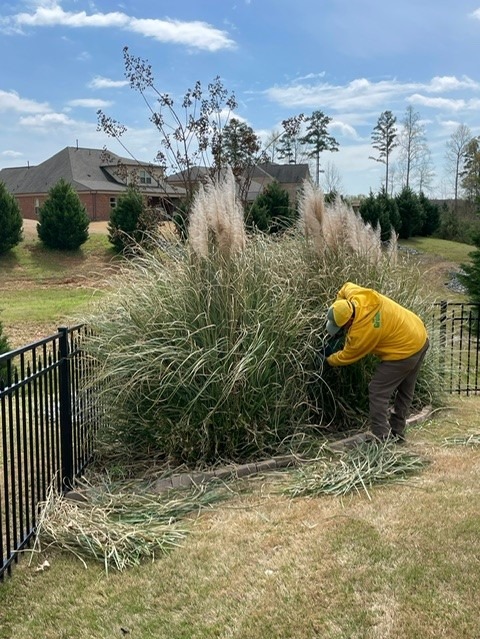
left=438, top=300, right=448, bottom=387
left=58, top=327, right=73, bottom=491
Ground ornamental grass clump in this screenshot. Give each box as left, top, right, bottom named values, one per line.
left=286, top=441, right=428, bottom=500
left=82, top=173, right=442, bottom=467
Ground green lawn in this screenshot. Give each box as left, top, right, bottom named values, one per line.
left=400, top=236, right=473, bottom=264
left=0, top=226, right=117, bottom=346
left=0, top=287, right=102, bottom=323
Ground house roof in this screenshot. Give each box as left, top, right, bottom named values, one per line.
left=167, top=163, right=311, bottom=185
left=0, top=147, right=185, bottom=198
left=250, top=162, right=311, bottom=183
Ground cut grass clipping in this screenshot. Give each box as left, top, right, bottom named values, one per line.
left=32, top=480, right=231, bottom=573
left=285, top=441, right=428, bottom=500
left=442, top=433, right=480, bottom=446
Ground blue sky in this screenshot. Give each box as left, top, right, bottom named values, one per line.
left=1, top=0, right=480, bottom=196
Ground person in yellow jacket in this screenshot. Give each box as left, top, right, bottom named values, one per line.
left=324, top=282, right=429, bottom=442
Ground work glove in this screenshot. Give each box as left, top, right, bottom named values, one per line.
left=321, top=335, right=345, bottom=358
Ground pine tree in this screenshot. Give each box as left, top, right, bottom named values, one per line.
left=246, top=181, right=296, bottom=234
left=459, top=232, right=480, bottom=305
left=359, top=189, right=400, bottom=241
left=370, top=110, right=398, bottom=192
left=37, top=179, right=89, bottom=250
left=0, top=181, right=23, bottom=254
left=299, top=111, right=339, bottom=186
left=395, top=187, right=424, bottom=239
left=418, top=192, right=440, bottom=236
left=459, top=233, right=480, bottom=337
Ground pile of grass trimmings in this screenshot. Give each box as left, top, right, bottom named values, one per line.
left=82, top=169, right=442, bottom=467
left=34, top=480, right=229, bottom=572
left=286, top=440, right=428, bottom=500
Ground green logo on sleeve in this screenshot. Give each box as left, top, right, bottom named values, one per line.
left=373, top=311, right=381, bottom=328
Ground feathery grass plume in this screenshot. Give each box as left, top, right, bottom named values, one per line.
left=386, top=230, right=399, bottom=265
left=188, top=183, right=210, bottom=258
left=297, top=179, right=325, bottom=254
left=323, top=196, right=383, bottom=263
left=189, top=167, right=246, bottom=260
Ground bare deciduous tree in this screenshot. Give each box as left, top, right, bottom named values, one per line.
left=321, top=161, right=344, bottom=196
left=97, top=46, right=238, bottom=205
left=445, top=123, right=472, bottom=212
left=397, top=106, right=428, bottom=190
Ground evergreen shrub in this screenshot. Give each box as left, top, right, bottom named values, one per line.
left=108, top=187, right=149, bottom=253
left=37, top=179, right=89, bottom=250
left=0, top=181, right=23, bottom=254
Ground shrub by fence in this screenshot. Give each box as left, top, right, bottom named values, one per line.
left=0, top=325, right=102, bottom=580
left=1, top=302, right=479, bottom=580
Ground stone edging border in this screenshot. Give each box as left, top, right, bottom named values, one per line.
left=150, top=405, right=434, bottom=494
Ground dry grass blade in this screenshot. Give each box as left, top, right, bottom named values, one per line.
left=442, top=433, right=480, bottom=446
left=285, top=441, right=428, bottom=499
left=34, top=481, right=231, bottom=572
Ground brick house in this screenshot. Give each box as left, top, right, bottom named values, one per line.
left=0, top=146, right=185, bottom=221
left=166, top=162, right=312, bottom=205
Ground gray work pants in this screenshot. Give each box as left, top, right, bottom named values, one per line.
left=369, top=339, right=429, bottom=439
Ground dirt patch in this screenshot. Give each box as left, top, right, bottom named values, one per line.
left=22, top=219, right=108, bottom=240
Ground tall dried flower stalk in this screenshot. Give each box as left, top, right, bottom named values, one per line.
left=188, top=183, right=210, bottom=258
left=298, top=180, right=325, bottom=253
left=386, top=231, right=398, bottom=265
left=298, top=182, right=387, bottom=264
left=188, top=167, right=246, bottom=260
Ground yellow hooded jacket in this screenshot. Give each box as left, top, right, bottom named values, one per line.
left=327, top=282, right=428, bottom=367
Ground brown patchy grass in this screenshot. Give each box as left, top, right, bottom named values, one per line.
left=1, top=397, right=480, bottom=638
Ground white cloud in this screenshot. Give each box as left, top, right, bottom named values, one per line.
left=426, top=75, right=480, bottom=93
left=470, top=8, right=480, bottom=19
left=296, top=72, right=326, bottom=82
left=408, top=93, right=480, bottom=111
left=128, top=18, right=235, bottom=51
left=265, top=75, right=480, bottom=113
left=4, top=1, right=235, bottom=51
left=19, top=112, right=77, bottom=127
left=89, top=76, right=129, bottom=89
left=265, top=77, right=415, bottom=110
left=67, top=98, right=112, bottom=108
left=1, top=149, right=23, bottom=158
left=330, top=120, right=359, bottom=139
left=76, top=51, right=91, bottom=61
left=0, top=89, right=50, bottom=113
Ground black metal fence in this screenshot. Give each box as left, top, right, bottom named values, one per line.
left=1, top=302, right=479, bottom=580
left=431, top=302, right=480, bottom=394
left=0, top=325, right=102, bottom=580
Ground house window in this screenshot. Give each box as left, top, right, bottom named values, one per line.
left=139, top=169, right=152, bottom=185
left=34, top=198, right=40, bottom=217
left=110, top=197, right=117, bottom=209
